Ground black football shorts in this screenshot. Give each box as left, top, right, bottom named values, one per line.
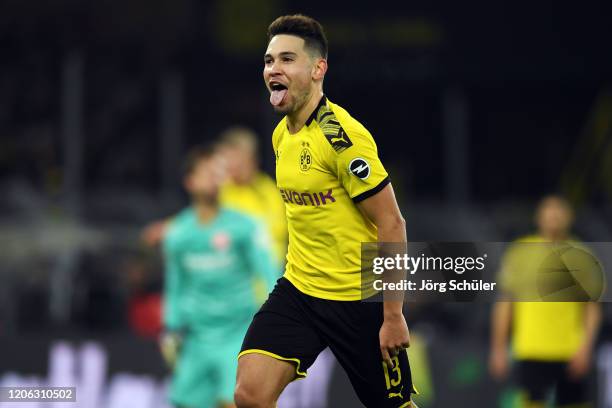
left=240, top=277, right=416, bottom=408
left=516, top=360, right=589, bottom=405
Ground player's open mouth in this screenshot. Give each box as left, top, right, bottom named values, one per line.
left=269, top=82, right=288, bottom=106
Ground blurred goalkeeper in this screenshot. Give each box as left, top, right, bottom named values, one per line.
left=161, top=144, right=278, bottom=408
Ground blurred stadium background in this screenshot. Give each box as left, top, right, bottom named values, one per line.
left=1, top=0, right=612, bottom=406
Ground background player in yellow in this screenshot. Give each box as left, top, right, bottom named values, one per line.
left=489, top=196, right=602, bottom=407
left=217, top=126, right=287, bottom=266
left=141, top=126, right=287, bottom=268
left=235, top=15, right=416, bottom=408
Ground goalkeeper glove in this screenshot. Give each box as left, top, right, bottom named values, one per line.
left=159, top=331, right=183, bottom=369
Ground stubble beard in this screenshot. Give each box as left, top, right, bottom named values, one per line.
left=275, top=88, right=311, bottom=117
left=193, top=191, right=219, bottom=207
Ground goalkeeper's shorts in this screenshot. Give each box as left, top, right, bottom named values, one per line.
left=240, top=277, right=417, bottom=408
left=170, top=328, right=246, bottom=408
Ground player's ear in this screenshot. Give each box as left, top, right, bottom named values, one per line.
left=312, top=58, right=327, bottom=81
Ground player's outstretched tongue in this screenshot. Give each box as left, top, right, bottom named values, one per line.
left=270, top=89, right=287, bottom=106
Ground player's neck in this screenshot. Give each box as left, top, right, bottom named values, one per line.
left=540, top=230, right=569, bottom=241
left=234, top=176, right=255, bottom=186
left=233, top=169, right=257, bottom=186
left=193, top=201, right=219, bottom=224
left=286, top=90, right=324, bottom=134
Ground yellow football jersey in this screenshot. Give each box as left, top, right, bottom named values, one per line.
left=273, top=96, right=389, bottom=300
left=220, top=172, right=287, bottom=264
left=499, top=235, right=586, bottom=361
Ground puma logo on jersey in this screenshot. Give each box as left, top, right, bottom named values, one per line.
left=316, top=104, right=353, bottom=153
left=330, top=130, right=349, bottom=145
left=388, top=386, right=403, bottom=399
left=324, top=128, right=353, bottom=153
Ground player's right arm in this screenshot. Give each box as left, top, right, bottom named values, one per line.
left=489, top=301, right=512, bottom=380
left=163, top=230, right=183, bottom=330
left=141, top=216, right=174, bottom=247
left=160, top=227, right=184, bottom=368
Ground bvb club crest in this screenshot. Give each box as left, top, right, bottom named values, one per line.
left=299, top=141, right=312, bottom=172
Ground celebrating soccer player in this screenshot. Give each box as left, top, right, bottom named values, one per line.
left=161, top=145, right=278, bottom=408
left=234, top=15, right=417, bottom=408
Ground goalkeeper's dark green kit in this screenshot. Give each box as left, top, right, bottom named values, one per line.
left=163, top=207, right=278, bottom=407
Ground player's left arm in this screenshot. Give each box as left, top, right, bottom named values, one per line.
left=568, top=302, right=602, bottom=379
left=330, top=119, right=410, bottom=368
left=356, top=184, right=410, bottom=369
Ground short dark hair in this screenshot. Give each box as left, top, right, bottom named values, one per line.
left=182, top=144, right=217, bottom=176
left=268, top=14, right=328, bottom=59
